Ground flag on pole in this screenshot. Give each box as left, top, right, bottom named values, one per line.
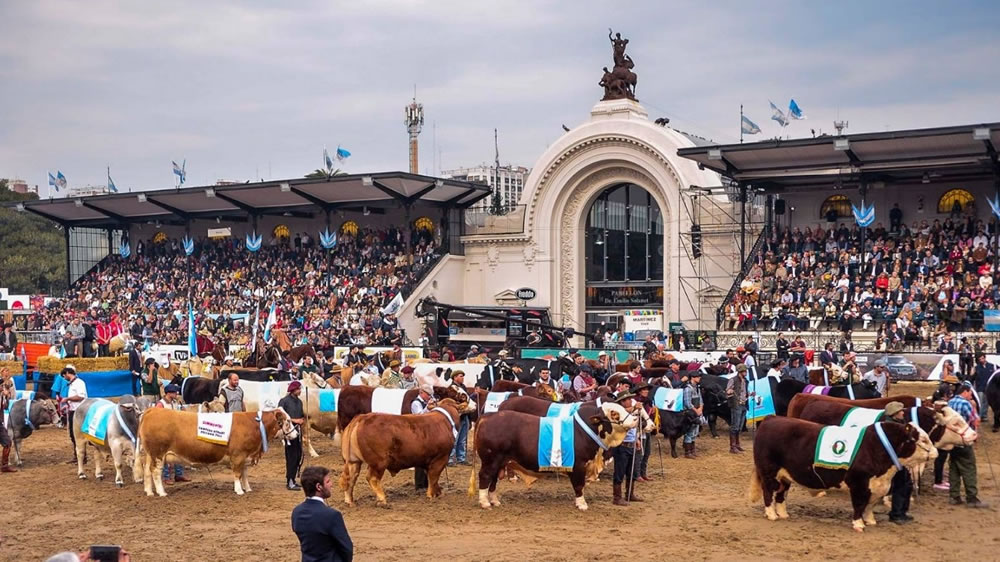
left=788, top=99, right=806, bottom=120
left=187, top=304, right=197, bottom=356
left=741, top=115, right=762, bottom=135
left=249, top=301, right=261, bottom=350
left=56, top=171, right=68, bottom=189
left=769, top=101, right=788, bottom=127
left=107, top=167, right=118, bottom=193
left=263, top=301, right=277, bottom=342
left=380, top=292, right=404, bottom=316
left=336, top=146, right=351, bottom=161
left=324, top=147, right=334, bottom=172
left=172, top=160, right=186, bottom=185
left=48, top=172, right=59, bottom=191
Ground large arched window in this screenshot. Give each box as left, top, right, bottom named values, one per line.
left=820, top=194, right=852, bottom=219
left=938, top=189, right=974, bottom=214
left=585, top=183, right=663, bottom=283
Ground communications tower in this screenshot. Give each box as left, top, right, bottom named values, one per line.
left=404, top=97, right=424, bottom=174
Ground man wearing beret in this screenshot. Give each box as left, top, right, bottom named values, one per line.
left=279, top=381, right=307, bottom=491
left=399, top=366, right=417, bottom=390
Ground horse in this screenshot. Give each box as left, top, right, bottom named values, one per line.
left=245, top=344, right=281, bottom=369
left=286, top=344, right=318, bottom=364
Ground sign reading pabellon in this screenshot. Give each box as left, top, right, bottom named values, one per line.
left=623, top=309, right=663, bottom=333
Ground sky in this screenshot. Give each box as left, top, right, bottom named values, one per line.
left=1, top=0, right=998, bottom=194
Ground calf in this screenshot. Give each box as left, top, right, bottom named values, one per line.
left=7, top=397, right=58, bottom=467
left=339, top=398, right=462, bottom=506
left=136, top=407, right=294, bottom=496
left=474, top=401, right=638, bottom=511
left=72, top=398, right=141, bottom=487
left=749, top=416, right=935, bottom=531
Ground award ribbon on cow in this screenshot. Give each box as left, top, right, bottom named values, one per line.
left=81, top=399, right=117, bottom=447
left=537, top=415, right=575, bottom=472
left=114, top=404, right=137, bottom=446
left=196, top=412, right=234, bottom=445
left=814, top=425, right=867, bottom=470
left=484, top=392, right=511, bottom=414
left=839, top=407, right=884, bottom=428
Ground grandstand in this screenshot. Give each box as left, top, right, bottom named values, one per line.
left=678, top=122, right=1000, bottom=351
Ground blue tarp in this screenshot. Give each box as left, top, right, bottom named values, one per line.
left=36, top=370, right=133, bottom=398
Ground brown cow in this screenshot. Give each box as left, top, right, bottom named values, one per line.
left=786, top=393, right=927, bottom=419
left=490, top=380, right=559, bottom=400
left=136, top=408, right=295, bottom=497
left=749, top=416, right=936, bottom=531
left=339, top=398, right=462, bottom=506
left=473, top=401, right=639, bottom=511
left=336, top=385, right=470, bottom=432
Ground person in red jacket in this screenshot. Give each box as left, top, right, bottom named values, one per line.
left=94, top=317, right=111, bottom=357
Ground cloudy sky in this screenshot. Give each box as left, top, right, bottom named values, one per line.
left=1, top=1, right=997, bottom=193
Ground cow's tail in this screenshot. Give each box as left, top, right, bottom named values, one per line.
left=467, top=424, right=478, bottom=497
left=748, top=466, right=763, bottom=503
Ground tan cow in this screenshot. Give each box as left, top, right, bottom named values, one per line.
left=136, top=407, right=295, bottom=496
left=300, top=373, right=342, bottom=457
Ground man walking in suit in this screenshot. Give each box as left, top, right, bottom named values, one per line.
left=291, top=466, right=353, bottom=562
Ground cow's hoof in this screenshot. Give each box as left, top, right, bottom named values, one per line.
left=480, top=503, right=492, bottom=510
left=764, top=505, right=778, bottom=521
left=852, top=519, right=865, bottom=532
left=96, top=474, right=104, bottom=481
left=78, top=474, right=87, bottom=480
left=115, top=482, right=124, bottom=488
left=235, top=491, right=244, bottom=496
left=376, top=501, right=390, bottom=509
left=775, top=503, right=789, bottom=519
left=309, top=452, right=320, bottom=458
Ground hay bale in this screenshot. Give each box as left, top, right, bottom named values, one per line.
left=0, top=360, right=23, bottom=373
left=36, top=356, right=129, bottom=374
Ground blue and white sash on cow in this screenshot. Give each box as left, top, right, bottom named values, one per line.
left=432, top=407, right=458, bottom=440
left=747, top=377, right=775, bottom=421
left=81, top=399, right=117, bottom=446
left=840, top=407, right=884, bottom=428
left=484, top=392, right=511, bottom=414
left=537, top=415, right=575, bottom=472
left=814, top=425, right=867, bottom=469
left=845, top=384, right=856, bottom=400
left=317, top=388, right=340, bottom=413
left=196, top=413, right=233, bottom=445
left=371, top=388, right=408, bottom=414
left=3, top=391, right=35, bottom=429
left=546, top=402, right=582, bottom=418
left=653, top=387, right=684, bottom=412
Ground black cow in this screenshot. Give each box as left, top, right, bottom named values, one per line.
left=987, top=371, right=1000, bottom=432
left=699, top=374, right=732, bottom=438
left=773, top=379, right=879, bottom=417
left=219, top=367, right=291, bottom=382
left=171, top=375, right=224, bottom=405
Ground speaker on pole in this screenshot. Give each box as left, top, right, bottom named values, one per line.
left=774, top=199, right=786, bottom=215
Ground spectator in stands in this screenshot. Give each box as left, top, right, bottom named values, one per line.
left=0, top=325, right=16, bottom=355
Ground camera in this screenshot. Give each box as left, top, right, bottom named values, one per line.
left=89, top=545, right=122, bottom=561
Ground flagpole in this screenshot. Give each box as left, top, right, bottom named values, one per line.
left=740, top=105, right=744, bottom=144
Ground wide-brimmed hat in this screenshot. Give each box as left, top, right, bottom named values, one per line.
left=452, top=370, right=466, bottom=378
left=389, top=359, right=401, bottom=368
left=632, top=382, right=652, bottom=394
left=498, top=350, right=509, bottom=357
left=615, top=391, right=637, bottom=403
left=735, top=364, right=748, bottom=373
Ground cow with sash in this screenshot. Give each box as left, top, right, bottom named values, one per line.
left=299, top=379, right=342, bottom=458
left=72, top=398, right=141, bottom=487
left=473, top=400, right=639, bottom=510
left=335, top=385, right=471, bottom=433
left=136, top=406, right=296, bottom=496
left=5, top=392, right=58, bottom=468
left=749, top=416, right=936, bottom=531
left=786, top=393, right=928, bottom=420
left=773, top=379, right=880, bottom=416
left=339, top=398, right=463, bottom=506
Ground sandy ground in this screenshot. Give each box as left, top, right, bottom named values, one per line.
left=3, top=382, right=1000, bottom=561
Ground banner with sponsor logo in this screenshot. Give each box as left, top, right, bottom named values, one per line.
left=623, top=309, right=663, bottom=334
left=332, top=346, right=423, bottom=362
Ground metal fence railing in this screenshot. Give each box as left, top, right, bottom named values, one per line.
left=462, top=204, right=527, bottom=236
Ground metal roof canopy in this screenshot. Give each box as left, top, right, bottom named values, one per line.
left=7, top=171, right=491, bottom=227
left=676, top=122, right=1000, bottom=193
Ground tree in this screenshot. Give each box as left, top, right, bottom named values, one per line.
left=305, top=169, right=346, bottom=179
left=488, top=187, right=507, bottom=216
left=0, top=179, right=67, bottom=294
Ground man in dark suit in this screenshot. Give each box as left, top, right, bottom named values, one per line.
left=291, top=466, right=353, bottom=562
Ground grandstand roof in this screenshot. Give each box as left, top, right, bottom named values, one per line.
left=7, top=171, right=491, bottom=227
left=677, top=122, right=1000, bottom=193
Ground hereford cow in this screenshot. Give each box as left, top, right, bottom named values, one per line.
left=6, top=396, right=58, bottom=467
left=786, top=393, right=928, bottom=419
left=749, top=416, right=936, bottom=531
left=335, top=385, right=471, bottom=432
left=773, top=379, right=880, bottom=416
left=339, top=398, right=462, bottom=506
left=72, top=398, right=141, bottom=487
left=474, top=401, right=639, bottom=510
left=136, top=407, right=295, bottom=496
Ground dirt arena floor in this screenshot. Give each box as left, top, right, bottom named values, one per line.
left=3, top=382, right=999, bottom=561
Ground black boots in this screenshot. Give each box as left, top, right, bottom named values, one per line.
left=1, top=446, right=16, bottom=473
left=684, top=442, right=698, bottom=459
left=729, top=434, right=740, bottom=454
left=613, top=483, right=627, bottom=506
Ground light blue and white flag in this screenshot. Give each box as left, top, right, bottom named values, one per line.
left=187, top=304, right=197, bottom=356
left=788, top=99, right=806, bottom=120
left=380, top=292, right=404, bottom=316
left=172, top=160, right=186, bottom=185
left=48, top=172, right=59, bottom=191
left=336, top=146, right=351, bottom=161
left=984, top=310, right=1000, bottom=332
left=56, top=171, right=68, bottom=189
left=741, top=115, right=761, bottom=135
left=245, top=231, right=262, bottom=252
left=319, top=227, right=337, bottom=249
left=249, top=301, right=261, bottom=350
left=263, top=301, right=277, bottom=342
left=769, top=101, right=788, bottom=127
left=852, top=201, right=875, bottom=228
left=324, top=147, right=334, bottom=172
left=119, top=241, right=131, bottom=259
left=107, top=167, right=118, bottom=193
left=986, top=194, right=1000, bottom=220
left=182, top=235, right=195, bottom=256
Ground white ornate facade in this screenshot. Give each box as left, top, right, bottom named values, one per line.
left=399, top=99, right=737, bottom=342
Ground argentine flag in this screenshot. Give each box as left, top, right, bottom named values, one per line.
left=56, top=171, right=68, bottom=189
left=48, top=172, right=59, bottom=191
left=769, top=101, right=788, bottom=127
left=172, top=160, right=186, bottom=185
left=788, top=99, right=806, bottom=120
left=741, top=115, right=761, bottom=135
left=108, top=168, right=118, bottom=193
left=187, top=304, right=197, bottom=356
left=324, top=147, right=334, bottom=171
left=336, top=146, right=351, bottom=161
left=263, top=302, right=277, bottom=342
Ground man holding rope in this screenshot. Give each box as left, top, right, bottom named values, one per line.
left=947, top=382, right=988, bottom=508
left=611, top=389, right=642, bottom=506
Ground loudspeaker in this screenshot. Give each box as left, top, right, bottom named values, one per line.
left=774, top=199, right=786, bottom=215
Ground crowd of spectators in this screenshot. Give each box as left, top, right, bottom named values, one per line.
left=723, top=209, right=1000, bottom=345
left=8, top=226, right=441, bottom=355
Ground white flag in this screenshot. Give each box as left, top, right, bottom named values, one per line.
left=380, top=293, right=404, bottom=316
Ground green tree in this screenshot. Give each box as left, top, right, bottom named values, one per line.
left=0, top=179, right=67, bottom=294
left=305, top=169, right=346, bottom=179
left=488, top=188, right=507, bottom=216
